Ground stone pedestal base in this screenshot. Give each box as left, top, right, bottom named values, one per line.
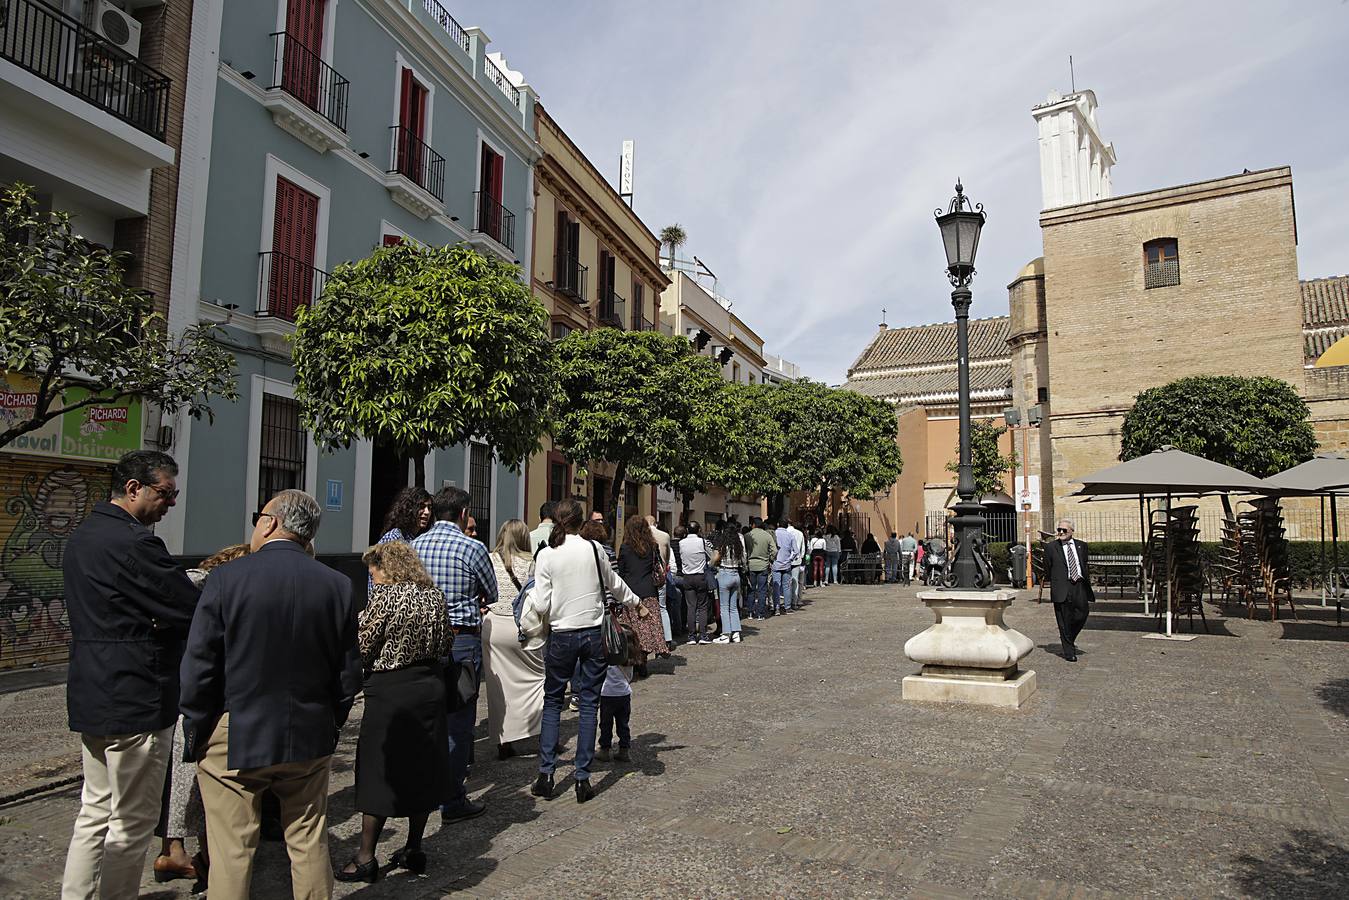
left=903, top=589, right=1038, bottom=708
left=903, top=669, right=1038, bottom=708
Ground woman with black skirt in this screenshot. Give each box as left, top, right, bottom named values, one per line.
left=337, top=541, right=451, bottom=883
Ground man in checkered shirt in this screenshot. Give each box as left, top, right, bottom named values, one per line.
left=411, top=486, right=497, bottom=821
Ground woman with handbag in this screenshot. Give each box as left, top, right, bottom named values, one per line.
left=337, top=541, right=451, bottom=882
left=527, top=499, right=645, bottom=803
left=616, top=515, right=670, bottom=660
left=484, top=519, right=544, bottom=760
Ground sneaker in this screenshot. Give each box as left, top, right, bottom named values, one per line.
left=568, top=697, right=579, bottom=712
left=711, top=635, right=731, bottom=644
left=730, top=632, right=742, bottom=643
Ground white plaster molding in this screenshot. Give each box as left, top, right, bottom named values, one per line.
left=261, top=88, right=350, bottom=153
left=244, top=374, right=319, bottom=536
left=383, top=171, right=443, bottom=219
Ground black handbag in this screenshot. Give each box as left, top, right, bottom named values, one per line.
left=443, top=657, right=479, bottom=711
left=590, top=541, right=628, bottom=665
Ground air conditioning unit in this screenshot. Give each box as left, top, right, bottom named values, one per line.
left=89, top=1, right=142, bottom=58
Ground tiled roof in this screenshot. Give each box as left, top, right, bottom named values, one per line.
left=848, top=316, right=1011, bottom=375
left=845, top=363, right=1012, bottom=404
left=1301, top=276, right=1349, bottom=363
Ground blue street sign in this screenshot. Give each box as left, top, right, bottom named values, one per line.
left=326, top=479, right=343, bottom=511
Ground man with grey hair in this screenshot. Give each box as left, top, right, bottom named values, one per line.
left=1043, top=518, right=1095, bottom=662
left=180, top=489, right=360, bottom=899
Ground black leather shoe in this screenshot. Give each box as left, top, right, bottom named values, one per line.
left=1065, top=651, right=1077, bottom=662
left=531, top=773, right=555, bottom=800
left=335, top=857, right=380, bottom=883
left=389, top=846, right=427, bottom=875
left=498, top=742, right=515, bottom=760
left=441, top=798, right=486, bottom=822
left=575, top=779, right=595, bottom=804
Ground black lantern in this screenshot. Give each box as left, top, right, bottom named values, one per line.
left=934, top=180, right=986, bottom=287
left=934, top=180, right=990, bottom=590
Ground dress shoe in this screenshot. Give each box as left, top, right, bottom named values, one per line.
left=441, top=798, right=486, bottom=822
left=498, top=741, right=515, bottom=760
left=575, top=779, right=595, bottom=803
left=389, top=846, right=427, bottom=875
left=1064, top=651, right=1077, bottom=662
left=335, top=857, right=381, bottom=883
left=614, top=747, right=630, bottom=762
left=595, top=747, right=611, bottom=762
left=153, top=855, right=198, bottom=883
left=531, top=772, right=555, bottom=800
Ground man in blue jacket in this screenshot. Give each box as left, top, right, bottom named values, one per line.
left=180, top=489, right=360, bottom=900
left=61, top=450, right=199, bottom=900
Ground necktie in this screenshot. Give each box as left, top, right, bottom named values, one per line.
left=1065, top=542, right=1081, bottom=582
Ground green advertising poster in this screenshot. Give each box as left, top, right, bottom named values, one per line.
left=1, top=373, right=142, bottom=463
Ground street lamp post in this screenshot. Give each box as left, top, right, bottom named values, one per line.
left=935, top=181, right=987, bottom=590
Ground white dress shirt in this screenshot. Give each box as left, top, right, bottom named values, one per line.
left=529, top=534, right=640, bottom=631
left=1062, top=539, right=1082, bottom=581
left=787, top=525, right=806, bottom=566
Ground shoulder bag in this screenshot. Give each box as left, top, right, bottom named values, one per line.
left=590, top=540, right=628, bottom=665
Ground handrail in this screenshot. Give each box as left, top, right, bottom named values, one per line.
left=269, top=32, right=349, bottom=131
left=473, top=191, right=515, bottom=251
left=420, top=0, right=471, bottom=53
left=258, top=251, right=328, bottom=322
left=483, top=54, right=520, bottom=106
left=0, top=0, right=171, bottom=140
left=390, top=126, right=446, bottom=201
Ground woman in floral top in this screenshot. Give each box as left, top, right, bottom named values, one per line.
left=337, top=541, right=450, bottom=883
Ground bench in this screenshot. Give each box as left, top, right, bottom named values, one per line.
left=1093, top=554, right=1143, bottom=599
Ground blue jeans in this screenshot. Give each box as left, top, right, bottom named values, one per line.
left=443, top=630, right=481, bottom=810
left=538, top=627, right=605, bottom=782
left=772, top=569, right=794, bottom=610
left=825, top=551, right=841, bottom=583
left=748, top=570, right=769, bottom=617
left=716, top=569, right=742, bottom=634
left=666, top=572, right=685, bottom=635
left=657, top=583, right=672, bottom=643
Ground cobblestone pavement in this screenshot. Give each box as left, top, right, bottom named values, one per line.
left=1, top=585, right=1346, bottom=898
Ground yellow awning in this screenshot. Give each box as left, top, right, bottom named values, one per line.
left=1315, top=334, right=1349, bottom=368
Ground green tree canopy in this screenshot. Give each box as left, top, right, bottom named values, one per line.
left=1119, top=375, right=1317, bottom=477
left=551, top=328, right=730, bottom=523
left=0, top=183, right=237, bottom=448
left=946, top=420, right=1017, bottom=496
left=290, top=243, right=554, bottom=487
left=761, top=380, right=903, bottom=521
left=711, top=382, right=786, bottom=498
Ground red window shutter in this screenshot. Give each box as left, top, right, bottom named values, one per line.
left=271, top=176, right=320, bottom=320
left=286, top=0, right=326, bottom=53
left=382, top=234, right=403, bottom=247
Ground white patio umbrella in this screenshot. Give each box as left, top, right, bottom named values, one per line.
left=1069, top=447, right=1269, bottom=636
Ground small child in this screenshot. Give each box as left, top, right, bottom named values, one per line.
left=597, top=625, right=640, bottom=763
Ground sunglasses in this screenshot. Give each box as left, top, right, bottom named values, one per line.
left=1056, top=528, right=1071, bottom=534
left=141, top=482, right=180, bottom=500
left=252, top=511, right=275, bottom=527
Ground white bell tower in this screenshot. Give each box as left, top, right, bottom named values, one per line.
left=1031, top=89, right=1116, bottom=210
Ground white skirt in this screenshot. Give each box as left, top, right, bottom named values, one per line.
left=482, top=610, right=546, bottom=744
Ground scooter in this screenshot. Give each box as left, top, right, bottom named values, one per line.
left=922, top=539, right=949, bottom=586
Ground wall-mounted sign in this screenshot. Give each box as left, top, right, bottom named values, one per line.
left=1, top=373, right=142, bottom=463
left=326, top=479, right=344, bottom=511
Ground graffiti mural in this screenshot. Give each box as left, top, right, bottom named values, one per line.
left=0, top=458, right=106, bottom=670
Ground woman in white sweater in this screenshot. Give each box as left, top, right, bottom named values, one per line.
left=527, top=499, right=644, bottom=803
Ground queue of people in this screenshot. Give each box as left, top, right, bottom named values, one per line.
left=59, top=450, right=844, bottom=898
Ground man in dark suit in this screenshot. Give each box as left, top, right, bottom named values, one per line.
left=61, top=450, right=199, bottom=900
left=180, top=489, right=360, bottom=900
left=1043, top=518, right=1095, bottom=661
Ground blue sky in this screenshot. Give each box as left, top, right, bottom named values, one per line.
left=457, top=0, right=1349, bottom=384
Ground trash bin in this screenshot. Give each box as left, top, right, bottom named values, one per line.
left=1009, top=543, right=1028, bottom=589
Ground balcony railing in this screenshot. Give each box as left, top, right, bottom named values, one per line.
left=474, top=191, right=515, bottom=251
left=598, top=290, right=626, bottom=328
left=483, top=54, right=520, bottom=105
left=420, top=0, right=470, bottom=53
left=659, top=319, right=674, bottom=337
left=1144, top=258, right=1180, bottom=289
left=631, top=315, right=656, bottom=332
left=269, top=32, right=349, bottom=132
left=554, top=250, right=587, bottom=301
left=390, top=126, right=445, bottom=200
left=258, top=250, right=328, bottom=322
left=0, top=0, right=170, bottom=140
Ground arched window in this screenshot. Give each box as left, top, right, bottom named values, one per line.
left=1143, top=238, right=1180, bottom=289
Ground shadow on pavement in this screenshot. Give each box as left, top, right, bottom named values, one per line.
left=591, top=731, right=685, bottom=798
left=1315, top=678, right=1349, bottom=718
left=1234, top=829, right=1349, bottom=899
left=1279, top=623, right=1349, bottom=643
left=1082, top=614, right=1237, bottom=637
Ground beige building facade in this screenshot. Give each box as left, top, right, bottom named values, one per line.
left=524, top=104, right=670, bottom=528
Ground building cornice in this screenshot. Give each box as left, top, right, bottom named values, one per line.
left=536, top=160, right=667, bottom=288
left=1040, top=166, right=1292, bottom=227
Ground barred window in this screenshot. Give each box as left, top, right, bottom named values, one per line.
left=258, top=394, right=306, bottom=511
left=469, top=442, right=492, bottom=541
left=1143, top=238, right=1180, bottom=289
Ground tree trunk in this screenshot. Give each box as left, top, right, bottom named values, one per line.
left=412, top=447, right=428, bottom=490
left=680, top=489, right=693, bottom=525
left=608, top=459, right=627, bottom=533
left=815, top=480, right=829, bottom=528
left=767, top=492, right=784, bottom=524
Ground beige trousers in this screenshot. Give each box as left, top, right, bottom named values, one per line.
left=60, top=726, right=174, bottom=900
left=195, top=714, right=334, bottom=900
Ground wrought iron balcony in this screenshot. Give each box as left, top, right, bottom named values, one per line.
left=630, top=314, right=656, bottom=332
left=0, top=0, right=171, bottom=140
left=420, top=0, right=471, bottom=53
left=389, top=126, right=445, bottom=201
left=483, top=54, right=520, bottom=105
left=1144, top=258, right=1180, bottom=289
left=554, top=250, right=587, bottom=301
left=269, top=32, right=349, bottom=132
left=474, top=191, right=515, bottom=251
left=258, top=250, right=328, bottom=322
left=598, top=290, right=626, bottom=328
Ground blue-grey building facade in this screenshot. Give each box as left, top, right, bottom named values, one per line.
left=162, top=0, right=540, bottom=556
